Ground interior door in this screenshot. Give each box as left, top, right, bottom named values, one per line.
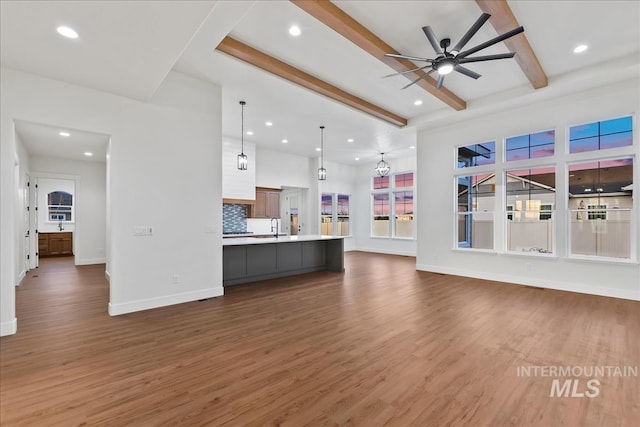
left=23, top=174, right=30, bottom=274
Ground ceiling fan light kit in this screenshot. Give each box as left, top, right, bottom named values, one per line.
left=384, top=13, right=524, bottom=90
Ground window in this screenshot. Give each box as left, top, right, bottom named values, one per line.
left=337, top=194, right=350, bottom=236
left=321, top=193, right=333, bottom=236
left=506, top=130, right=555, bottom=161
left=457, top=174, right=494, bottom=249
left=457, top=142, right=495, bottom=168
left=371, top=172, right=414, bottom=238
left=372, top=193, right=390, bottom=237
left=321, top=193, right=351, bottom=237
left=569, top=158, right=633, bottom=259
left=48, top=191, right=73, bottom=222
left=505, top=167, right=555, bottom=253
left=373, top=175, right=390, bottom=189
left=394, top=191, right=414, bottom=238
left=569, top=116, right=632, bottom=153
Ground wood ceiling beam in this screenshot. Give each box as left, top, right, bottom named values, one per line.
left=475, top=0, right=548, bottom=89
left=291, top=0, right=467, bottom=111
left=216, top=36, right=408, bottom=127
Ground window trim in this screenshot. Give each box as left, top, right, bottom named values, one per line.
left=371, top=170, right=415, bottom=239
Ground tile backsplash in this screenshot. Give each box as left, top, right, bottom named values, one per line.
left=222, top=204, right=247, bottom=233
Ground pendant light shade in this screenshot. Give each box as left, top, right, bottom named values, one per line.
left=237, top=101, right=248, bottom=170
left=375, top=152, right=390, bottom=177
left=318, top=125, right=327, bottom=181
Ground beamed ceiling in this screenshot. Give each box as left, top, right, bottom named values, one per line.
left=1, top=0, right=639, bottom=164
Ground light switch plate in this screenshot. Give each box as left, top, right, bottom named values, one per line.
left=133, top=226, right=153, bottom=236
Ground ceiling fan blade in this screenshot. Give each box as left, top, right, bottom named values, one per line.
left=436, top=74, right=445, bottom=89
left=454, top=65, right=481, bottom=80
left=457, top=52, right=516, bottom=64
left=384, top=53, right=433, bottom=63
left=422, top=26, right=443, bottom=55
left=401, top=69, right=436, bottom=90
left=452, top=13, right=491, bottom=53
left=457, top=26, right=524, bottom=59
left=383, top=64, right=432, bottom=78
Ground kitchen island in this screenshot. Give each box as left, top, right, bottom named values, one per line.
left=222, top=235, right=344, bottom=286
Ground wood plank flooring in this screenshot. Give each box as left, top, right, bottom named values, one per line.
left=1, top=253, right=638, bottom=426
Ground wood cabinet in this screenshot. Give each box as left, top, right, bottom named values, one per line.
left=250, top=188, right=281, bottom=218
left=39, top=232, right=73, bottom=257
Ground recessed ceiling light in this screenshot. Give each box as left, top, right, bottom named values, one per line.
left=409, top=146, right=416, bottom=149
left=84, top=152, right=93, bottom=157
left=414, top=100, right=423, bottom=106
left=265, top=121, right=273, bottom=127
left=59, top=131, right=70, bottom=137
left=355, top=157, right=360, bottom=161
left=347, top=138, right=354, bottom=143
left=584, top=188, right=592, bottom=192
left=282, top=139, right=288, bottom=144
left=573, top=44, right=588, bottom=54
left=246, top=131, right=253, bottom=135
left=56, top=26, right=78, bottom=39
left=315, top=147, right=321, bottom=152
left=289, top=25, right=301, bottom=36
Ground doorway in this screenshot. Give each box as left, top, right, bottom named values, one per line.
left=281, top=187, right=308, bottom=236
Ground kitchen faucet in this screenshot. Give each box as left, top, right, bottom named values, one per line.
left=270, top=218, right=279, bottom=238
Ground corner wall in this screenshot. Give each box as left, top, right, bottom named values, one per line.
left=1, top=68, right=224, bottom=335
left=416, top=78, right=640, bottom=301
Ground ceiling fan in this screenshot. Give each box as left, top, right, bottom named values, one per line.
left=384, top=13, right=524, bottom=90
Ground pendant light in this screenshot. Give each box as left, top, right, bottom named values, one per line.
left=375, top=152, right=390, bottom=176
left=318, top=125, right=327, bottom=181
left=237, top=101, right=248, bottom=170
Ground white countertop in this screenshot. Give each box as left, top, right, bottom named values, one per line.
left=222, top=234, right=344, bottom=246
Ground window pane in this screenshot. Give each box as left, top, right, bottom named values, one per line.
left=570, top=116, right=633, bottom=153
left=321, top=193, right=333, bottom=236
left=337, top=194, right=349, bottom=236
left=506, top=168, right=555, bottom=253
left=457, top=174, right=494, bottom=248
left=394, top=191, right=413, bottom=238
left=457, top=142, right=496, bottom=168
left=394, top=172, right=414, bottom=188
left=569, top=158, right=633, bottom=258
left=373, top=176, right=390, bottom=189
left=372, top=193, right=390, bottom=237
left=506, top=130, right=555, bottom=161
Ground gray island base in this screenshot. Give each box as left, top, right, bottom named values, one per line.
left=222, top=235, right=345, bottom=286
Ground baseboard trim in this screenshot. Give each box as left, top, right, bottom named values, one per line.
left=104, top=270, right=110, bottom=282
left=415, top=263, right=640, bottom=301
left=356, top=247, right=416, bottom=257
left=108, top=287, right=225, bottom=316
left=0, top=318, right=17, bottom=336
left=15, top=270, right=26, bottom=286
left=75, top=257, right=106, bottom=266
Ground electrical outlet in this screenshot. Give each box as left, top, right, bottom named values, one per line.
left=171, top=274, right=180, bottom=284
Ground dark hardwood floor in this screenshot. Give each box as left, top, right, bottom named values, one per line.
left=1, top=253, right=638, bottom=426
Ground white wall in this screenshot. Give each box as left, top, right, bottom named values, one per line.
left=14, top=132, right=30, bottom=285
left=255, top=147, right=312, bottom=189
left=222, top=138, right=255, bottom=200
left=354, top=154, right=417, bottom=256
left=1, top=68, right=223, bottom=335
left=416, top=78, right=640, bottom=301
left=31, top=156, right=107, bottom=265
